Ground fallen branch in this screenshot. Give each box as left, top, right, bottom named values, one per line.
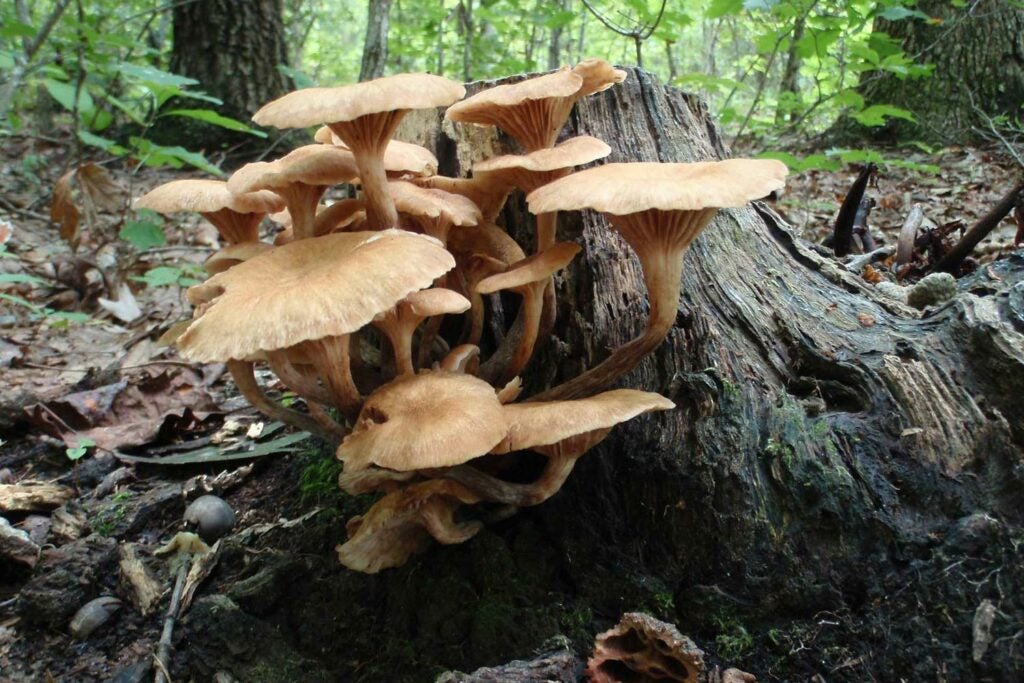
left=934, top=181, right=1024, bottom=274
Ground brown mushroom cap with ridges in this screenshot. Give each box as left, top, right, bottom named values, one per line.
left=337, top=479, right=482, bottom=573
left=525, top=159, right=787, bottom=401
left=227, top=145, right=360, bottom=241
left=134, top=179, right=285, bottom=245
left=389, top=181, right=481, bottom=244
left=316, top=127, right=439, bottom=178
left=445, top=59, right=624, bottom=152
left=177, top=229, right=454, bottom=362
left=253, top=74, right=466, bottom=232
left=473, top=135, right=611, bottom=193
left=203, top=241, right=274, bottom=275
left=337, top=370, right=508, bottom=472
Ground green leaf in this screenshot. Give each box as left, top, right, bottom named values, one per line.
left=130, top=265, right=185, bottom=288
left=1, top=21, right=36, bottom=39
left=129, top=137, right=223, bottom=175
left=115, top=429, right=310, bottom=465
left=119, top=63, right=198, bottom=88
left=78, top=130, right=127, bottom=155
left=707, top=0, right=744, bottom=18
left=43, top=79, right=95, bottom=117
left=66, top=437, right=95, bottom=461
left=833, top=90, right=865, bottom=110
left=878, top=6, right=929, bottom=21
left=851, top=104, right=916, bottom=127
left=163, top=109, right=267, bottom=137
left=120, top=214, right=166, bottom=250
left=0, top=272, right=46, bottom=285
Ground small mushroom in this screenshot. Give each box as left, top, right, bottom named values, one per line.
left=183, top=495, right=235, bottom=543
left=69, top=596, right=122, bottom=639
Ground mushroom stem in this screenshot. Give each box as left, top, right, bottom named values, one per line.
left=442, top=454, right=576, bottom=507
left=200, top=209, right=263, bottom=245
left=329, top=111, right=405, bottom=230
left=501, top=287, right=542, bottom=384
left=277, top=185, right=327, bottom=240
left=304, top=336, right=362, bottom=419
left=227, top=360, right=338, bottom=441
left=387, top=327, right=416, bottom=376
left=267, top=351, right=333, bottom=405
left=535, top=211, right=558, bottom=252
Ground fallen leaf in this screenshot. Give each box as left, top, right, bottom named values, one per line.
left=861, top=264, right=883, bottom=284
left=857, top=311, right=876, bottom=327
left=50, top=170, right=80, bottom=251
left=0, top=219, right=12, bottom=245
left=97, top=282, right=142, bottom=323
left=75, top=163, right=124, bottom=212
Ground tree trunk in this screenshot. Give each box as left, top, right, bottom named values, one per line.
left=359, top=0, right=393, bottom=81
left=169, top=0, right=290, bottom=144
left=181, top=69, right=1024, bottom=682
left=857, top=0, right=1024, bottom=141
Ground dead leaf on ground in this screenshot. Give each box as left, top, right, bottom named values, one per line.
left=97, top=283, right=142, bottom=323
left=23, top=367, right=219, bottom=451
left=857, top=312, right=876, bottom=327
left=50, top=170, right=80, bottom=251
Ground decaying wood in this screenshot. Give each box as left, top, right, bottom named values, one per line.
left=0, top=482, right=74, bottom=512
left=831, top=163, right=876, bottom=256
left=118, top=543, right=162, bottom=616
left=392, top=67, right=1024, bottom=680
left=935, top=181, right=1024, bottom=273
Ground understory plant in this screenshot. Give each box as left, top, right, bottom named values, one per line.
left=137, top=60, right=787, bottom=574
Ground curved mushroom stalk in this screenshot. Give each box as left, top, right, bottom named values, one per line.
left=300, top=335, right=362, bottom=420
left=338, top=466, right=417, bottom=495
left=336, top=479, right=482, bottom=573
left=329, top=111, right=405, bottom=230
left=200, top=209, right=265, bottom=245
left=374, top=289, right=471, bottom=376
left=226, top=360, right=339, bottom=441
left=533, top=208, right=716, bottom=401
left=412, top=175, right=513, bottom=223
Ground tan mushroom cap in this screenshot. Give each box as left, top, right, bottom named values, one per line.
left=527, top=159, right=789, bottom=215
left=203, top=241, right=274, bottom=274
left=402, top=288, right=471, bottom=317
left=476, top=242, right=581, bottom=295
left=390, top=181, right=481, bottom=231
left=337, top=479, right=482, bottom=573
left=316, top=128, right=439, bottom=177
left=572, top=58, right=628, bottom=98
left=227, top=145, right=360, bottom=195
left=253, top=73, right=467, bottom=129
left=134, top=179, right=285, bottom=215
left=177, top=229, right=454, bottom=362
left=447, top=222, right=526, bottom=266
left=338, top=371, right=508, bottom=472
left=446, top=68, right=582, bottom=122
left=474, top=136, right=611, bottom=176
left=493, top=389, right=675, bottom=454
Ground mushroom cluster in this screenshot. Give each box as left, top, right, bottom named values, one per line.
left=135, top=64, right=787, bottom=573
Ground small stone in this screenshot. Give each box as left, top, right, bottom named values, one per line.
left=907, top=272, right=957, bottom=309
left=875, top=281, right=909, bottom=304
left=184, top=495, right=236, bottom=544
left=0, top=516, right=40, bottom=569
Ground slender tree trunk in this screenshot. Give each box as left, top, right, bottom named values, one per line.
left=775, top=13, right=804, bottom=124
left=182, top=69, right=1024, bottom=683
left=359, top=0, right=393, bottom=81
left=856, top=0, right=1024, bottom=141
left=546, top=0, right=568, bottom=70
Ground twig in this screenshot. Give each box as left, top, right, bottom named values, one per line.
left=934, top=181, right=1024, bottom=274
left=845, top=245, right=894, bottom=273
left=153, top=559, right=189, bottom=683
left=580, top=0, right=666, bottom=67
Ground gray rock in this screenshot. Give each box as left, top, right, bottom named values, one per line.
left=908, top=272, right=957, bottom=309
left=0, top=516, right=40, bottom=569
left=875, top=281, right=910, bottom=304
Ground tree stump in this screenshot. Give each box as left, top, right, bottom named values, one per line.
left=184, top=68, right=1024, bottom=682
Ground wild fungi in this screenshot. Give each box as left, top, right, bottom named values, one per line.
left=177, top=230, right=454, bottom=425
left=476, top=242, right=581, bottom=383
left=372, top=288, right=471, bottom=376
left=134, top=179, right=284, bottom=245
left=227, top=145, right=359, bottom=240
left=203, top=241, right=274, bottom=275
left=316, top=127, right=439, bottom=179
left=527, top=159, right=787, bottom=399
left=388, top=180, right=482, bottom=246
left=253, top=73, right=466, bottom=230
left=336, top=479, right=482, bottom=573
left=337, top=370, right=508, bottom=473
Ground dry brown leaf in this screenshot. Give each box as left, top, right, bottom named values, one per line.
left=861, top=264, right=883, bottom=284
left=0, top=219, right=12, bottom=245
left=50, top=169, right=80, bottom=251
left=857, top=311, right=876, bottom=327
left=76, top=163, right=124, bottom=212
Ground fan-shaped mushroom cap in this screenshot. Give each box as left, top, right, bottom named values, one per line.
left=253, top=74, right=466, bottom=129
left=476, top=242, right=581, bottom=295
left=227, top=145, right=360, bottom=195
left=446, top=59, right=625, bottom=151
left=389, top=181, right=481, bottom=235
left=475, top=136, right=611, bottom=178
left=134, top=179, right=284, bottom=215
left=177, top=229, right=454, bottom=362
left=447, top=222, right=526, bottom=265
left=526, top=160, right=788, bottom=215
left=493, top=389, right=675, bottom=454
left=203, top=242, right=274, bottom=274
left=338, top=371, right=508, bottom=472
left=401, top=288, right=471, bottom=318
left=337, top=479, right=482, bottom=573
left=316, top=128, right=439, bottom=177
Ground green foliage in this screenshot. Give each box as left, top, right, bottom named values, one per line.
left=299, top=451, right=343, bottom=505
left=66, top=436, right=96, bottom=461
left=130, top=263, right=204, bottom=289
left=119, top=210, right=166, bottom=250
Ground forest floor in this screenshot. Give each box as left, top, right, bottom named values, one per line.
left=0, top=132, right=1021, bottom=681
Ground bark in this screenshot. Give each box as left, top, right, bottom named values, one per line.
left=169, top=0, right=290, bottom=141
left=359, top=0, right=393, bottom=82
left=856, top=0, right=1024, bottom=141
left=182, top=69, right=1024, bottom=682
